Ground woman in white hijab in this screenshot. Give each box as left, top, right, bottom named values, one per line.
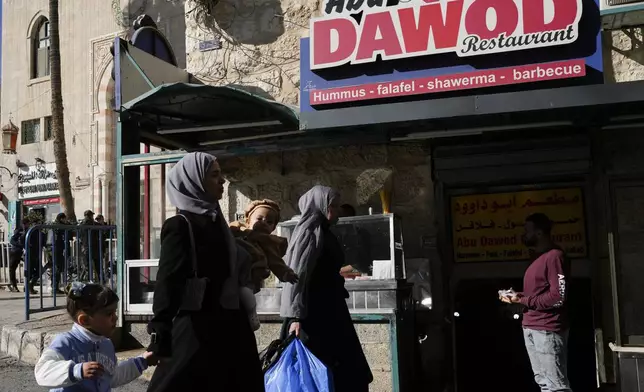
left=281, top=185, right=373, bottom=392
left=146, top=152, right=263, bottom=392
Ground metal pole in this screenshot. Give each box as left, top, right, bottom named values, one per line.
left=143, top=144, right=150, bottom=283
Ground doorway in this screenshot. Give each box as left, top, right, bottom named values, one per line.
left=26, top=207, right=46, bottom=221
left=452, top=277, right=597, bottom=392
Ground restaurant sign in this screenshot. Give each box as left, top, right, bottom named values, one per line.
left=311, top=0, right=582, bottom=69
left=300, top=0, right=602, bottom=110
left=17, top=162, right=59, bottom=200
left=451, top=188, right=586, bottom=262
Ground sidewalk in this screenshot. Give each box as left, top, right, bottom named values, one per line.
left=0, top=289, right=152, bottom=380
left=0, top=288, right=71, bottom=365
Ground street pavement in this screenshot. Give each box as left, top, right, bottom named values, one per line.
left=0, top=289, right=149, bottom=391
left=0, top=354, right=149, bottom=392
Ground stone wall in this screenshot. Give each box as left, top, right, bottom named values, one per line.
left=184, top=0, right=312, bottom=105
left=256, top=322, right=394, bottom=392
left=130, top=320, right=393, bottom=391
left=604, top=28, right=644, bottom=83
left=218, top=143, right=434, bottom=259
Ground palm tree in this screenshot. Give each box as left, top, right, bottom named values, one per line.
left=49, top=0, right=76, bottom=222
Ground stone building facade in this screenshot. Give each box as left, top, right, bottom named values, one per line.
left=0, top=0, right=186, bottom=234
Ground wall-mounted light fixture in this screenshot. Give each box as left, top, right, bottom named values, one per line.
left=1, top=121, right=19, bottom=154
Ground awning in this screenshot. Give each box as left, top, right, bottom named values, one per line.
left=119, top=82, right=300, bottom=149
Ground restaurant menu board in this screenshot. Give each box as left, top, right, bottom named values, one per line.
left=451, top=188, right=586, bottom=262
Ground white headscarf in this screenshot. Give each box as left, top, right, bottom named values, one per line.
left=280, top=185, right=340, bottom=318
left=166, top=152, right=241, bottom=310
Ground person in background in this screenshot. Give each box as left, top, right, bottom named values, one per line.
left=49, top=213, right=70, bottom=294
left=34, top=282, right=156, bottom=391
left=281, top=185, right=373, bottom=392
left=337, top=204, right=373, bottom=276
left=26, top=218, right=48, bottom=295
left=230, top=199, right=299, bottom=331
left=500, top=213, right=572, bottom=392
left=79, top=210, right=101, bottom=282
left=8, top=218, right=29, bottom=292
left=94, top=214, right=112, bottom=280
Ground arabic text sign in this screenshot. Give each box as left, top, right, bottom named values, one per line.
left=17, top=163, right=59, bottom=200
left=451, top=188, right=586, bottom=262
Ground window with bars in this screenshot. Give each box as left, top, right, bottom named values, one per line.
left=21, top=119, right=40, bottom=145
left=44, top=116, right=53, bottom=141
left=32, top=19, right=50, bottom=79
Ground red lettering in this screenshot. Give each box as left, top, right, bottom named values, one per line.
left=311, top=18, right=357, bottom=68
left=398, top=1, right=463, bottom=53
left=523, top=0, right=579, bottom=33
left=465, top=0, right=518, bottom=40
left=355, top=11, right=403, bottom=62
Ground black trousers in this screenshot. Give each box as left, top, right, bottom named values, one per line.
left=26, top=252, right=41, bottom=288
left=9, top=250, right=22, bottom=288
left=50, top=247, right=65, bottom=288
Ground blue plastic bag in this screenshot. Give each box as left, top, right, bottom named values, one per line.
left=264, top=338, right=333, bottom=392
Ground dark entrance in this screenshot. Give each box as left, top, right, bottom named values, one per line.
left=453, top=277, right=597, bottom=392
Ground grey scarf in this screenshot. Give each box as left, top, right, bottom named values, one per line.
left=166, top=152, right=240, bottom=310
left=280, top=185, right=340, bottom=318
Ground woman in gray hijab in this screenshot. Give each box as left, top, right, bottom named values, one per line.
left=281, top=185, right=373, bottom=392
left=146, top=152, right=263, bottom=392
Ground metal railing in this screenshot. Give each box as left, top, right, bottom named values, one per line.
left=24, top=224, right=117, bottom=320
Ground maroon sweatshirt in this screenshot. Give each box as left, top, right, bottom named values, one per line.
left=519, top=248, right=570, bottom=332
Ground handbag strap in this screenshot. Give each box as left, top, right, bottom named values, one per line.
left=178, top=214, right=198, bottom=277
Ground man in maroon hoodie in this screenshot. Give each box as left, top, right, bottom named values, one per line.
left=501, top=213, right=572, bottom=392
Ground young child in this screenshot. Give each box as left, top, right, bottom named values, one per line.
left=34, top=282, right=156, bottom=391
left=230, top=199, right=298, bottom=331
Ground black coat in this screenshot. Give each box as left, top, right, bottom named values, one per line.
left=298, top=223, right=373, bottom=392
left=146, top=211, right=263, bottom=392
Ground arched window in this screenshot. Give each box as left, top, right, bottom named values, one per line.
left=32, top=18, right=50, bottom=79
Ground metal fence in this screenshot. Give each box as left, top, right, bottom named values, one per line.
left=23, top=224, right=117, bottom=320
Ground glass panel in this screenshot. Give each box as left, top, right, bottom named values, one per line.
left=277, top=215, right=394, bottom=280
left=36, top=47, right=49, bottom=77
left=128, top=264, right=158, bottom=306
left=21, top=119, right=40, bottom=144
left=345, top=289, right=396, bottom=312
left=38, top=21, right=49, bottom=40
left=138, top=145, right=177, bottom=259
left=332, top=219, right=391, bottom=278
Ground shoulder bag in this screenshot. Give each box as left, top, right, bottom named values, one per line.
left=178, top=214, right=210, bottom=312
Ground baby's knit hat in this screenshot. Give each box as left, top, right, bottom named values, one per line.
left=244, top=199, right=281, bottom=222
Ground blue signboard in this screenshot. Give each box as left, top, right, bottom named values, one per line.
left=300, top=0, right=603, bottom=112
